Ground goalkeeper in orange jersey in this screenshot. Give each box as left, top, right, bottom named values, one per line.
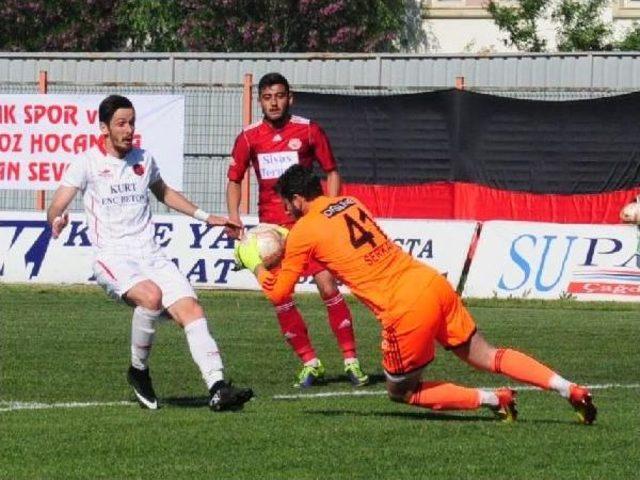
left=235, top=164, right=597, bottom=424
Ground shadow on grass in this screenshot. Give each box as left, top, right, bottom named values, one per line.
left=323, top=373, right=386, bottom=387
left=162, top=396, right=209, bottom=408
left=151, top=397, right=577, bottom=425
left=305, top=408, right=575, bottom=425
left=304, top=408, right=497, bottom=422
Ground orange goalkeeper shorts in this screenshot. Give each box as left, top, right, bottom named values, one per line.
left=381, top=273, right=477, bottom=376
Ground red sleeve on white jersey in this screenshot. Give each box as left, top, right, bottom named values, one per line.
left=309, top=122, right=337, bottom=172
left=228, top=131, right=251, bottom=182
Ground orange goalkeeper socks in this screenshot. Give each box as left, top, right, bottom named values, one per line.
left=409, top=381, right=480, bottom=410
left=492, top=348, right=555, bottom=389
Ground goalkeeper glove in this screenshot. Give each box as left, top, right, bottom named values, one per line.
left=273, top=225, right=289, bottom=239
left=234, top=235, right=263, bottom=272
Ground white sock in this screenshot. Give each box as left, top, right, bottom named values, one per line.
left=549, top=374, right=573, bottom=398
left=304, top=358, right=321, bottom=368
left=344, top=357, right=358, bottom=366
left=478, top=390, right=499, bottom=407
left=184, top=318, right=224, bottom=389
left=131, top=307, right=161, bottom=370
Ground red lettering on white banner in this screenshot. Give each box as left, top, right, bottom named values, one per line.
left=86, top=109, right=98, bottom=124
left=0, top=161, right=20, bottom=180
left=0, top=105, right=17, bottom=124
left=30, top=133, right=101, bottom=154
left=27, top=162, right=68, bottom=182
left=0, top=95, right=184, bottom=191
left=23, top=104, right=78, bottom=125
left=0, top=133, right=22, bottom=152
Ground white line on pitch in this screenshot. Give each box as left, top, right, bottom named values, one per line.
left=0, top=400, right=135, bottom=412
left=272, top=383, right=640, bottom=400
left=2, top=383, right=638, bottom=411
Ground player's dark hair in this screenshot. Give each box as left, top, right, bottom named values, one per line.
left=258, top=72, right=290, bottom=94
left=275, top=165, right=323, bottom=201
left=99, top=95, right=134, bottom=124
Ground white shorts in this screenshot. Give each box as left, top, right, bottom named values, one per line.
left=93, top=253, right=196, bottom=308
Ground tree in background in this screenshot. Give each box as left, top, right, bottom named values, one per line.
left=553, top=0, right=612, bottom=50
left=486, top=0, right=548, bottom=52
left=0, top=0, right=420, bottom=53
left=398, top=0, right=430, bottom=52
left=614, top=22, right=640, bottom=50
left=116, top=0, right=185, bottom=52
left=179, top=0, right=410, bottom=52
left=0, top=0, right=426, bottom=52
left=487, top=0, right=638, bottom=52
left=0, top=0, right=121, bottom=51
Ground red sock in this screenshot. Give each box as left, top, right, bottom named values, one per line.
left=409, top=381, right=480, bottom=410
left=275, top=299, right=316, bottom=363
left=323, top=293, right=357, bottom=359
left=492, top=348, right=555, bottom=389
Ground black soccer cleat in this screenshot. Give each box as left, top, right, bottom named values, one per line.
left=127, top=366, right=159, bottom=410
left=208, top=380, right=254, bottom=412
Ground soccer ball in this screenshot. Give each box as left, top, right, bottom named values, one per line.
left=244, top=223, right=286, bottom=269
left=620, top=202, right=640, bottom=224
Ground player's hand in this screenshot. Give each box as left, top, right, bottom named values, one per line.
left=207, top=215, right=242, bottom=230
left=224, top=216, right=245, bottom=240
left=51, top=212, right=69, bottom=239
left=234, top=236, right=262, bottom=272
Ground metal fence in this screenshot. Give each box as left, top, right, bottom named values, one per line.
left=0, top=54, right=636, bottom=214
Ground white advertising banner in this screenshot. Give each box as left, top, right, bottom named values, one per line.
left=0, top=211, right=477, bottom=292
left=0, top=95, right=184, bottom=190
left=464, top=221, right=640, bottom=301
left=377, top=218, right=477, bottom=290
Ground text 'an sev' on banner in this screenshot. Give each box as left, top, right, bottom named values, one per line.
left=0, top=95, right=184, bottom=191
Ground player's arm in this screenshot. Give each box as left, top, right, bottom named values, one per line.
left=47, top=185, right=77, bottom=239
left=325, top=169, right=342, bottom=197
left=48, top=156, right=88, bottom=239
left=311, top=123, right=341, bottom=196
left=255, top=264, right=302, bottom=305
left=150, top=178, right=241, bottom=230
left=226, top=133, right=252, bottom=238
left=226, top=180, right=243, bottom=235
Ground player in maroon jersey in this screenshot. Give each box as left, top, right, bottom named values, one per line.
left=226, top=72, right=369, bottom=388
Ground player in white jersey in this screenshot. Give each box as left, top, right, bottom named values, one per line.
left=47, top=95, right=253, bottom=411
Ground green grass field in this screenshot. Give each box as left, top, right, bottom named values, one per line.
left=1, top=285, right=639, bottom=480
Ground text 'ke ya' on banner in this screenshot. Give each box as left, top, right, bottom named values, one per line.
left=0, top=95, right=184, bottom=191
left=0, top=212, right=477, bottom=293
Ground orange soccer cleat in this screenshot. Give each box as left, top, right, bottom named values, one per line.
left=491, top=388, right=518, bottom=422
left=568, top=385, right=597, bottom=425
